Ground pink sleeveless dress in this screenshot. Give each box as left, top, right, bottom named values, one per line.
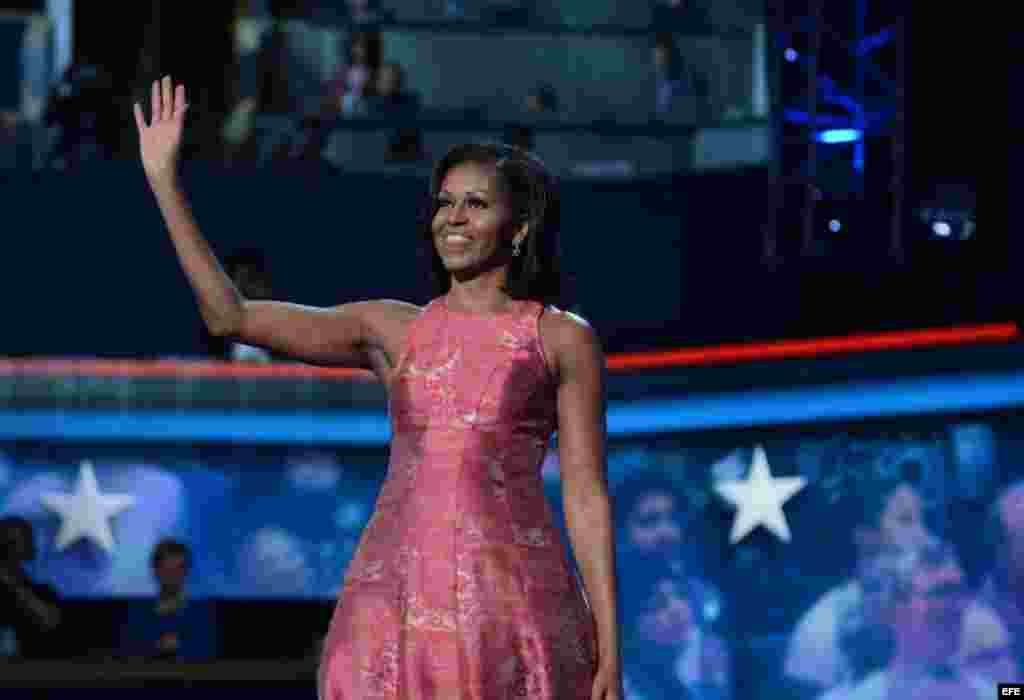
left=318, top=296, right=597, bottom=699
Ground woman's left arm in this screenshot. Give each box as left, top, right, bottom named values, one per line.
left=545, top=312, right=622, bottom=699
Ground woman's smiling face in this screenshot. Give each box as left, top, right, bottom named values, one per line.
left=432, top=161, right=521, bottom=277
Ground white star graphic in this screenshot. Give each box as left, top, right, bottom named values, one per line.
left=715, top=445, right=806, bottom=544
left=40, top=461, right=136, bottom=554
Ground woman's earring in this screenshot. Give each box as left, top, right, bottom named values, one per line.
left=513, top=239, right=522, bottom=257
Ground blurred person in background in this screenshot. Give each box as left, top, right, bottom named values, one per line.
left=502, top=83, right=559, bottom=159
left=785, top=465, right=932, bottom=691
left=2, top=461, right=187, bottom=597
left=0, top=110, right=25, bottom=169
left=1, top=110, right=18, bottom=138
left=524, top=83, right=559, bottom=118
left=835, top=539, right=994, bottom=700
left=976, top=480, right=1024, bottom=673
left=223, top=23, right=298, bottom=163
left=954, top=607, right=1018, bottom=690
left=819, top=546, right=903, bottom=700
left=620, top=558, right=731, bottom=700
left=202, top=248, right=277, bottom=363
left=615, top=471, right=723, bottom=615
left=368, top=62, right=421, bottom=119
left=324, top=30, right=382, bottom=118
left=134, top=77, right=621, bottom=699
left=651, top=33, right=706, bottom=122
left=786, top=460, right=1009, bottom=696
left=0, top=517, right=63, bottom=659
left=119, top=539, right=218, bottom=661
left=42, top=53, right=119, bottom=170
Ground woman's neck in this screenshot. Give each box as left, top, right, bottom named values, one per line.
left=446, top=275, right=512, bottom=313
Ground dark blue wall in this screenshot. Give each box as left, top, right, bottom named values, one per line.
left=2, top=159, right=1006, bottom=358
left=3, top=160, right=707, bottom=357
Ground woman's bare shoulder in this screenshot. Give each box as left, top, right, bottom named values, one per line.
left=538, top=306, right=602, bottom=379
left=539, top=306, right=599, bottom=347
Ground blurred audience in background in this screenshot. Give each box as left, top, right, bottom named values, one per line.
left=524, top=82, right=559, bottom=118
left=324, top=29, right=382, bottom=118
left=368, top=62, right=420, bottom=119
left=614, top=471, right=726, bottom=636
left=2, top=1, right=720, bottom=174
left=825, top=539, right=996, bottom=700
left=0, top=517, right=63, bottom=659
left=785, top=447, right=1013, bottom=698
left=785, top=469, right=931, bottom=692
left=0, top=419, right=1018, bottom=698
left=652, top=32, right=706, bottom=122
left=976, top=480, right=1024, bottom=675
left=224, top=24, right=299, bottom=164
left=621, top=558, right=731, bottom=700
left=41, top=54, right=119, bottom=171
left=119, top=539, right=218, bottom=661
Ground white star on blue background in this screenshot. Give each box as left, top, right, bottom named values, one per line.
left=715, top=445, right=806, bottom=544
left=40, top=461, right=136, bottom=554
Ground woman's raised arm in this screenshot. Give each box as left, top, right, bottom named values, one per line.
left=135, top=76, right=416, bottom=369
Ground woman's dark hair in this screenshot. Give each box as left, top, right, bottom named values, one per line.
left=421, top=142, right=563, bottom=306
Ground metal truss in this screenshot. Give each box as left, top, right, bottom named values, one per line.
left=762, top=0, right=904, bottom=263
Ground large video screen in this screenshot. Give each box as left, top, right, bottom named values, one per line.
left=2, top=408, right=1021, bottom=696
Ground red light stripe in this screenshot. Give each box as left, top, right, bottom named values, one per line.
left=0, top=322, right=1016, bottom=380
left=607, top=322, right=1020, bottom=371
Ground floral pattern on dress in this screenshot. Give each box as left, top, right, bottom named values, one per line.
left=359, top=638, right=401, bottom=697
left=344, top=557, right=385, bottom=585
left=320, top=298, right=596, bottom=700
left=511, top=523, right=553, bottom=548
left=487, top=458, right=509, bottom=504
left=404, top=591, right=458, bottom=632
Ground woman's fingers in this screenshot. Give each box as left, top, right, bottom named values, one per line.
left=137, top=77, right=186, bottom=135
left=145, top=77, right=186, bottom=125
left=174, top=84, right=187, bottom=119
left=162, top=76, right=173, bottom=121
left=133, top=102, right=145, bottom=131
left=151, top=79, right=160, bottom=124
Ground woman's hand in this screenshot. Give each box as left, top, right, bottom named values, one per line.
left=134, top=76, right=188, bottom=183
left=591, top=661, right=624, bottom=700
